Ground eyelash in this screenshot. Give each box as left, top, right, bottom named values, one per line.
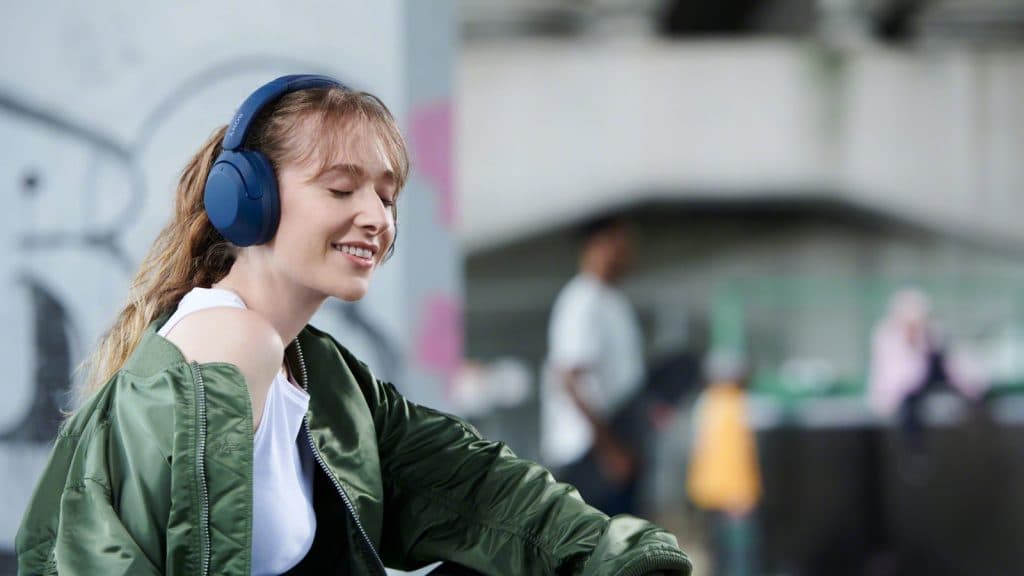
left=329, top=189, right=396, bottom=207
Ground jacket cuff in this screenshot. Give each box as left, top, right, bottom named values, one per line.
left=580, top=515, right=693, bottom=576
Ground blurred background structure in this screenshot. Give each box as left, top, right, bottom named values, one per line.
left=3, top=0, right=1024, bottom=574
left=458, top=1, right=1024, bottom=575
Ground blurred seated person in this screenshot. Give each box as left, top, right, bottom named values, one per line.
left=868, top=289, right=987, bottom=450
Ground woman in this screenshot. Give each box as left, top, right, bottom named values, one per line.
left=16, top=75, right=692, bottom=575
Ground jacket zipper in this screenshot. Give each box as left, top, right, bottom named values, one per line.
left=189, top=361, right=212, bottom=576
left=293, top=339, right=387, bottom=575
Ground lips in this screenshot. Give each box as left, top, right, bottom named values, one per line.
left=331, top=243, right=378, bottom=268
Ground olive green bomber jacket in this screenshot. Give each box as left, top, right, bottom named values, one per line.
left=16, top=315, right=692, bottom=575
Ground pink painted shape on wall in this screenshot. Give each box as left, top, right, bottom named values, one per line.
left=410, top=100, right=454, bottom=229
left=415, top=294, right=463, bottom=385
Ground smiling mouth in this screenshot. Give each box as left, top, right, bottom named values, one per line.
left=331, top=243, right=375, bottom=265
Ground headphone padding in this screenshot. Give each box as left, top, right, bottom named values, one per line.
left=204, top=150, right=280, bottom=246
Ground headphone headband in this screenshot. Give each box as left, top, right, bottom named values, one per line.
left=205, top=73, right=350, bottom=247
left=222, top=74, right=347, bottom=151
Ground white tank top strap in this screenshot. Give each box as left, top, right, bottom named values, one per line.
left=157, top=287, right=247, bottom=337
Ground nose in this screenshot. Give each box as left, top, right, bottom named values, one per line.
left=352, top=186, right=394, bottom=236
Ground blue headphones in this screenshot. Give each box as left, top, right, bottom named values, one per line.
left=204, top=74, right=347, bottom=246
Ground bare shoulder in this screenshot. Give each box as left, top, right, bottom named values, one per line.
left=164, top=307, right=284, bottom=429
left=164, top=307, right=283, bottom=384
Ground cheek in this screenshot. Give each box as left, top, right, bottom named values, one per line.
left=276, top=209, right=330, bottom=260
left=380, top=223, right=397, bottom=256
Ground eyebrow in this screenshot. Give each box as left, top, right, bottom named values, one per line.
left=322, top=163, right=395, bottom=184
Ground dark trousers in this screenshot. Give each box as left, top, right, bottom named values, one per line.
left=556, top=448, right=638, bottom=517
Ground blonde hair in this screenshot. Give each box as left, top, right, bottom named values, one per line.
left=75, top=86, right=409, bottom=407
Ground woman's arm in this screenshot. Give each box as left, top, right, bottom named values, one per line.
left=17, top=423, right=164, bottom=576
left=366, top=378, right=691, bottom=576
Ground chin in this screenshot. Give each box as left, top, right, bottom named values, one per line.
left=335, top=292, right=366, bottom=303
left=332, top=282, right=370, bottom=302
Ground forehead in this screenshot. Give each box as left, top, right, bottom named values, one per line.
left=295, top=115, right=394, bottom=177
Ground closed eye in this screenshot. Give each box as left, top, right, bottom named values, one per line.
left=328, top=188, right=353, bottom=198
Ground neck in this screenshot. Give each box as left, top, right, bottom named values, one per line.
left=580, top=255, right=614, bottom=286
left=212, top=253, right=326, bottom=346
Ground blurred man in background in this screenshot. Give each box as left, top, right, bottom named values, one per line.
left=542, top=215, right=643, bottom=516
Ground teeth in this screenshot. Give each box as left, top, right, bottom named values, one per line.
left=335, top=244, right=372, bottom=259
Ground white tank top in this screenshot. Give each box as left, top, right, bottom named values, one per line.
left=158, top=287, right=316, bottom=575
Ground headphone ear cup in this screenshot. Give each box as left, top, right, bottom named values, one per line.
left=243, top=150, right=281, bottom=243
left=204, top=150, right=280, bottom=246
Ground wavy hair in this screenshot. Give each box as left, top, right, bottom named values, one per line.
left=75, top=86, right=409, bottom=407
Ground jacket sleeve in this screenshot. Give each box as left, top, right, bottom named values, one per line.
left=366, top=378, right=692, bottom=576
left=17, top=424, right=163, bottom=576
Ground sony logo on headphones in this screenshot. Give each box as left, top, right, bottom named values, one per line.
left=228, top=112, right=244, bottom=139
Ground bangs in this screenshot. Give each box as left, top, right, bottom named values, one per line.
left=289, top=91, right=410, bottom=193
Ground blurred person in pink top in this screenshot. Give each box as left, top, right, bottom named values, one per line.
left=868, top=289, right=987, bottom=456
